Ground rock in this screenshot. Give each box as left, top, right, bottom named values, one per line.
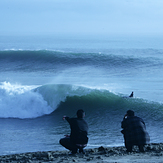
left=88, top=149, right=95, bottom=153
left=98, top=146, right=105, bottom=151
left=72, top=158, right=77, bottom=162
left=47, top=152, right=54, bottom=160
left=96, top=156, right=102, bottom=159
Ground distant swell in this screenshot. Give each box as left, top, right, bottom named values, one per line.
left=0, top=50, right=161, bottom=72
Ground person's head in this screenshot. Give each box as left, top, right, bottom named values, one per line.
left=127, top=110, right=135, bottom=117
left=76, top=109, right=85, bottom=118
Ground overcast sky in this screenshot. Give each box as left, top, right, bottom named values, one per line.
left=1, top=0, right=163, bottom=36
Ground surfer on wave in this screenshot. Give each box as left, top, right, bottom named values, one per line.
left=129, top=91, right=134, bottom=97
left=122, top=91, right=134, bottom=98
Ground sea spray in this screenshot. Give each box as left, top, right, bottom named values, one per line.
left=35, top=84, right=94, bottom=110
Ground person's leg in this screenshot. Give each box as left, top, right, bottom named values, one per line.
left=59, top=137, right=72, bottom=150
left=138, top=145, right=145, bottom=152
left=59, top=137, right=77, bottom=153
left=124, top=136, right=132, bottom=152
left=76, top=144, right=87, bottom=154
left=126, top=144, right=133, bottom=152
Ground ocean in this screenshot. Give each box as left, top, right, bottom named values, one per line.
left=0, top=34, right=163, bottom=155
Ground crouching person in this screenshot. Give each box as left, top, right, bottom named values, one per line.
left=59, top=109, right=88, bottom=154
left=121, top=110, right=150, bottom=152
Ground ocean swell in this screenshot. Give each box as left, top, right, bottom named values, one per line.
left=0, top=50, right=161, bottom=72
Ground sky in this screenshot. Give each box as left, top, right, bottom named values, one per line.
left=1, top=0, right=163, bottom=36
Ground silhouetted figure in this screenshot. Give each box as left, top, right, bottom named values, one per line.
left=59, top=109, right=88, bottom=154
left=129, top=92, right=134, bottom=97
left=121, top=110, right=150, bottom=152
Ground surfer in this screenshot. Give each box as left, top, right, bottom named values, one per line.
left=122, top=91, right=134, bottom=98
left=121, top=110, right=150, bottom=152
left=59, top=109, right=89, bottom=154
left=129, top=91, right=134, bottom=97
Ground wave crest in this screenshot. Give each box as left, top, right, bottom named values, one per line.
left=0, top=82, right=53, bottom=119
left=1, top=82, right=163, bottom=120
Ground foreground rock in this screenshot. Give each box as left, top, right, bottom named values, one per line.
left=0, top=143, right=163, bottom=163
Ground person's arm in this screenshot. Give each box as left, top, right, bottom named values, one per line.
left=121, top=120, right=124, bottom=129
left=123, top=113, right=128, bottom=120
left=121, top=118, right=126, bottom=134
left=62, top=116, right=71, bottom=137
left=62, top=115, right=67, bottom=120
left=140, top=118, right=146, bottom=129
left=121, top=113, right=128, bottom=128
left=62, top=116, right=71, bottom=124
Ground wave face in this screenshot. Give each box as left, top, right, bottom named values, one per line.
left=1, top=82, right=163, bottom=122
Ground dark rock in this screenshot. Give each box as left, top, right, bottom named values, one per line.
left=98, top=146, right=105, bottom=151
left=96, top=156, right=102, bottom=159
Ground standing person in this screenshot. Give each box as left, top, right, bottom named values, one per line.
left=121, top=110, right=150, bottom=152
left=59, top=109, right=88, bottom=154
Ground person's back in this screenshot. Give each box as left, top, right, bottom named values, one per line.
left=121, top=110, right=150, bottom=152
left=122, top=116, right=149, bottom=145
left=65, top=117, right=88, bottom=144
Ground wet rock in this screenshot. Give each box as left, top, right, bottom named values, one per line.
left=96, top=156, right=102, bottom=159
left=98, top=146, right=105, bottom=151
left=86, top=156, right=94, bottom=161
left=88, top=149, right=95, bottom=153
left=72, top=158, right=77, bottom=162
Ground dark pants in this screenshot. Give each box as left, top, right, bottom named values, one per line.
left=123, top=134, right=145, bottom=152
left=59, top=137, right=77, bottom=153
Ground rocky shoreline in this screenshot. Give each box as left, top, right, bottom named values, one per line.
left=1, top=143, right=163, bottom=163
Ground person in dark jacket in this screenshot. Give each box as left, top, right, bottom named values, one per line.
left=59, top=109, right=88, bottom=154
left=121, top=110, right=150, bottom=152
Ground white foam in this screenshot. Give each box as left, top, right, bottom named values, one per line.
left=0, top=82, right=53, bottom=119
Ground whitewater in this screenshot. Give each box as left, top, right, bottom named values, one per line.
left=0, top=35, right=163, bottom=155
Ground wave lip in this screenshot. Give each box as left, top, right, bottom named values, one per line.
left=0, top=82, right=96, bottom=119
